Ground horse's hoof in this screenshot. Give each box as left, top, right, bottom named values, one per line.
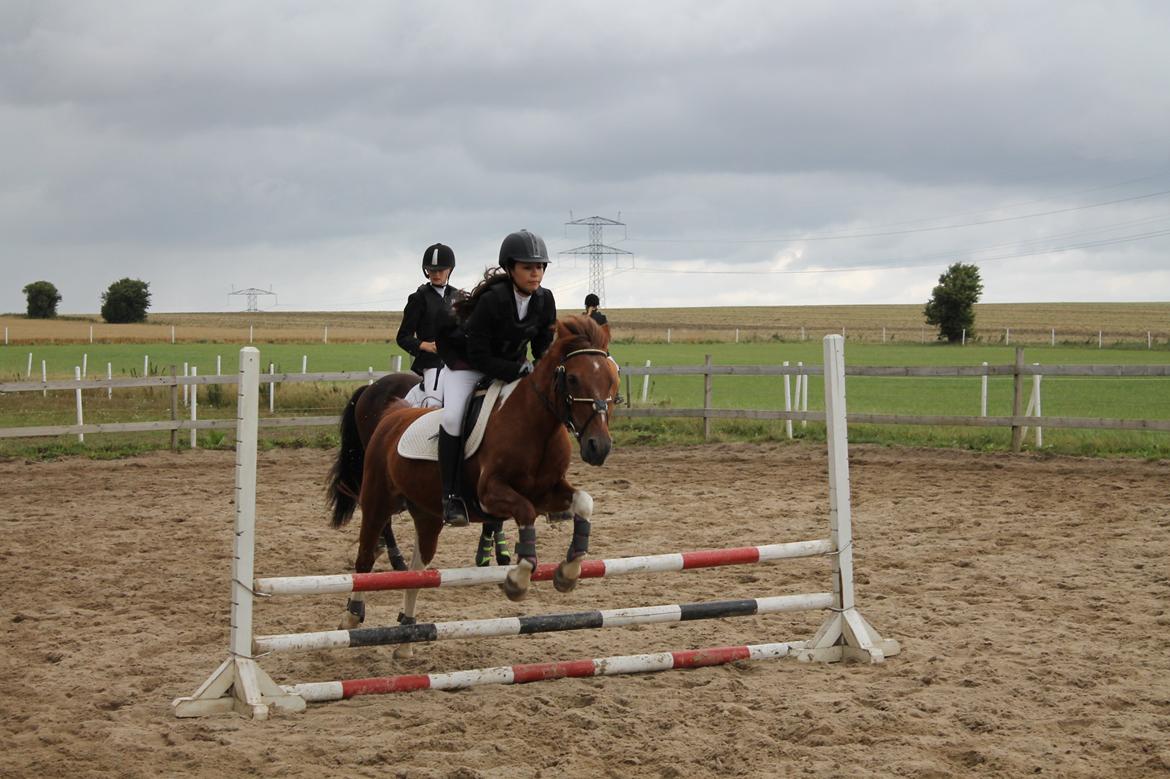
left=553, top=558, right=582, bottom=593
left=501, top=559, right=534, bottom=602
left=393, top=644, right=414, bottom=660
left=339, top=611, right=361, bottom=630
left=389, top=554, right=408, bottom=572
left=501, top=577, right=529, bottom=602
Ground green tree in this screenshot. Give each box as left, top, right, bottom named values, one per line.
left=924, top=262, right=983, bottom=343
left=22, top=280, right=62, bottom=318
left=100, top=278, right=152, bottom=324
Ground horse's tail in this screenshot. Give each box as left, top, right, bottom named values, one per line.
left=327, top=384, right=367, bottom=528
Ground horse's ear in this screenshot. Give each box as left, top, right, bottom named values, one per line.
left=555, top=318, right=574, bottom=342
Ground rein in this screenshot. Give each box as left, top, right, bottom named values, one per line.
left=533, top=347, right=618, bottom=442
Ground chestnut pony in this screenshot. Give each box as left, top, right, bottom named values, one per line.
left=335, top=315, right=618, bottom=655
left=327, top=369, right=514, bottom=571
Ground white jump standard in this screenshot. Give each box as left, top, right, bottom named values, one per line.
left=173, top=335, right=899, bottom=719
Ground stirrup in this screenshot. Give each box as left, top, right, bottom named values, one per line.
left=442, top=495, right=469, bottom=527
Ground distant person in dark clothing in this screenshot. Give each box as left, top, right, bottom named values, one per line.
left=584, top=293, right=607, bottom=326
left=396, top=243, right=461, bottom=408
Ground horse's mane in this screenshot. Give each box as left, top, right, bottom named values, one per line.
left=547, top=314, right=609, bottom=359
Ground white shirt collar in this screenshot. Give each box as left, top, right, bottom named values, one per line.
left=513, top=288, right=531, bottom=319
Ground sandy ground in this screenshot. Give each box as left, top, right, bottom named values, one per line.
left=2, top=441, right=1169, bottom=778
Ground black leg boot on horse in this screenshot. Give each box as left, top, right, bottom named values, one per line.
left=476, top=521, right=513, bottom=567
left=438, top=428, right=470, bottom=527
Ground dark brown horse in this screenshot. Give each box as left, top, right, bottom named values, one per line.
left=327, top=373, right=512, bottom=571
left=336, top=315, right=618, bottom=657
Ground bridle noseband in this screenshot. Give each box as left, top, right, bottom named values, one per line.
left=538, top=348, right=619, bottom=441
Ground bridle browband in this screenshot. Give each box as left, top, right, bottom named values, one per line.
left=534, top=347, right=619, bottom=441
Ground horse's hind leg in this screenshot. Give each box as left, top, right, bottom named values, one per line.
left=380, top=524, right=408, bottom=571
left=554, top=490, right=594, bottom=594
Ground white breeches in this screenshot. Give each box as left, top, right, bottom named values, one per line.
left=403, top=367, right=444, bottom=409
left=439, top=368, right=484, bottom=435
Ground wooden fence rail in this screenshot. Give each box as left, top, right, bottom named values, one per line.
left=2, top=358, right=1169, bottom=446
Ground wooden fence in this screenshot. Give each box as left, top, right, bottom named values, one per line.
left=2, top=350, right=1169, bottom=451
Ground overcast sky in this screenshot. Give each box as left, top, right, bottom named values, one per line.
left=2, top=1, right=1168, bottom=314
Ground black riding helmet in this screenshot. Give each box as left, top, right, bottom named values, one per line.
left=422, top=243, right=456, bottom=278
left=498, top=230, right=550, bottom=269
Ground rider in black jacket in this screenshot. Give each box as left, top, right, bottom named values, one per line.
left=435, top=229, right=557, bottom=526
left=396, top=243, right=461, bottom=407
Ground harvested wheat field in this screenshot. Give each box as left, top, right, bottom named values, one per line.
left=1, top=442, right=1169, bottom=778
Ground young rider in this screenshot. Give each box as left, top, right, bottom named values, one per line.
left=436, top=229, right=557, bottom=526
left=583, top=293, right=607, bottom=326
left=396, top=243, right=460, bottom=407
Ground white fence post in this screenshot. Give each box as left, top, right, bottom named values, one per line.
left=1098, top=330, right=1103, bottom=349
left=190, top=368, right=198, bottom=449
left=302, top=355, right=308, bottom=374
left=89, top=324, right=93, bottom=344
left=82, top=353, right=88, bottom=378
left=323, top=326, right=328, bottom=344
left=980, top=362, right=988, bottom=417
left=393, top=355, right=402, bottom=372
left=666, top=328, right=671, bottom=344
left=249, top=325, right=254, bottom=344
left=216, top=355, right=222, bottom=376
left=783, top=360, right=793, bottom=439
left=882, top=326, right=886, bottom=343
left=27, top=352, right=32, bottom=378
left=171, top=325, right=176, bottom=344
left=798, top=361, right=808, bottom=429
left=1033, top=364, right=1042, bottom=448
left=1005, top=327, right=1011, bottom=345
left=1051, top=328, right=1055, bottom=347
left=144, top=354, right=150, bottom=377
left=42, top=360, right=47, bottom=397
left=735, top=328, right=740, bottom=343
left=3, top=326, right=7, bottom=345
left=961, top=328, right=966, bottom=346
left=107, top=362, right=113, bottom=399
left=801, top=326, right=806, bottom=342
left=368, top=366, right=374, bottom=386
left=74, top=366, right=84, bottom=443
left=183, top=362, right=189, bottom=406
left=641, top=360, right=651, bottom=403
left=268, top=363, right=275, bottom=413
left=1149, top=331, right=1153, bottom=350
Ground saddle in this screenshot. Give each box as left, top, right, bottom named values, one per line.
left=395, top=378, right=513, bottom=462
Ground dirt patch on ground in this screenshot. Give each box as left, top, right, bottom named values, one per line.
left=2, top=443, right=1169, bottom=777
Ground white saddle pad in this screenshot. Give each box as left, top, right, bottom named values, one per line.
left=396, top=379, right=510, bottom=461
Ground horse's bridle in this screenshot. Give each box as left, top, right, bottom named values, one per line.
left=537, top=348, right=620, bottom=442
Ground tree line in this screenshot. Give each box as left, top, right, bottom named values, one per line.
left=21, top=278, right=152, bottom=324
left=18, top=263, right=985, bottom=340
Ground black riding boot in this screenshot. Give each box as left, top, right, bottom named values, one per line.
left=438, top=429, right=469, bottom=527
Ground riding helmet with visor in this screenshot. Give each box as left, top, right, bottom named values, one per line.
left=498, top=230, right=550, bottom=269
left=422, top=243, right=456, bottom=278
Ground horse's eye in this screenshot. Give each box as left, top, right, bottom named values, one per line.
left=567, top=374, right=580, bottom=388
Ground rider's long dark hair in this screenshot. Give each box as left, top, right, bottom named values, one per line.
left=454, top=266, right=512, bottom=322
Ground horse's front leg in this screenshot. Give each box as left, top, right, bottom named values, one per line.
left=392, top=545, right=427, bottom=660
left=480, top=483, right=538, bottom=602
left=395, top=505, right=440, bottom=660
left=552, top=489, right=593, bottom=594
